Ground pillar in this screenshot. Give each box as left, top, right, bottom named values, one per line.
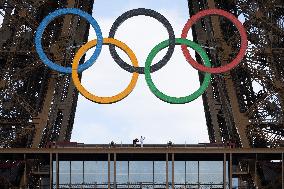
left=255, top=154, right=258, bottom=188
left=108, top=153, right=110, bottom=189
left=229, top=153, right=232, bottom=189
left=83, top=161, right=85, bottom=184
left=128, top=161, right=130, bottom=188
left=223, top=153, right=227, bottom=188
left=282, top=153, right=284, bottom=189
left=114, top=153, right=117, bottom=189
left=69, top=161, right=71, bottom=185
left=50, top=153, right=53, bottom=189
left=56, top=153, right=59, bottom=189
left=166, top=153, right=169, bottom=189
left=172, top=153, right=175, bottom=189
left=24, top=154, right=27, bottom=187
left=198, top=161, right=200, bottom=189
left=153, top=161, right=155, bottom=188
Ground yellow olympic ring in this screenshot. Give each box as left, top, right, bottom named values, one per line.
left=72, top=38, right=139, bottom=104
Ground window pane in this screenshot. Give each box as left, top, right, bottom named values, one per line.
left=168, top=161, right=172, bottom=186
left=175, top=161, right=185, bottom=184
left=84, top=161, right=96, bottom=183
left=84, top=161, right=108, bottom=183
left=59, top=161, right=70, bottom=184
left=199, top=161, right=223, bottom=184
left=154, top=161, right=166, bottom=183
left=71, top=161, right=83, bottom=184
left=186, top=161, right=198, bottom=184
left=117, top=161, right=128, bottom=183
left=53, top=161, right=56, bottom=185
left=129, top=161, right=153, bottom=182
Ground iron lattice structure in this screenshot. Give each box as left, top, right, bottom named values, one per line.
left=0, top=0, right=283, bottom=188
left=0, top=0, right=282, bottom=150
left=188, top=0, right=284, bottom=148
left=0, top=0, right=94, bottom=148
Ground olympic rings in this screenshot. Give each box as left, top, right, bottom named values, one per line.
left=108, top=8, right=175, bottom=74
left=35, top=8, right=103, bottom=74
left=35, top=7, right=248, bottom=104
left=145, top=38, right=211, bottom=104
left=72, top=38, right=139, bottom=104
left=181, top=9, right=248, bottom=73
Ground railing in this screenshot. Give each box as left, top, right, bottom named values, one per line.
left=46, top=142, right=235, bottom=149
left=50, top=182, right=228, bottom=189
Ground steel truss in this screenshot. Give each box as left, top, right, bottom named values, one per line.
left=188, top=0, right=284, bottom=148
left=0, top=0, right=94, bottom=148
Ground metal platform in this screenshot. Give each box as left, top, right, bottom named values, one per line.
left=0, top=146, right=283, bottom=189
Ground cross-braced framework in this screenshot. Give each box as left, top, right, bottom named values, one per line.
left=188, top=0, right=284, bottom=187
left=0, top=0, right=283, bottom=188
left=188, top=0, right=284, bottom=149
left=0, top=0, right=94, bottom=148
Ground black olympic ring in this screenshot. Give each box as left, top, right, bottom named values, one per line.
left=108, top=8, right=175, bottom=74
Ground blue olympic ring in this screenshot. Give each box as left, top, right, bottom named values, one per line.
left=35, top=8, right=103, bottom=74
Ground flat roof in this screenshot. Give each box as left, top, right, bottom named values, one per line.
left=1, top=146, right=283, bottom=154
left=0, top=147, right=283, bottom=161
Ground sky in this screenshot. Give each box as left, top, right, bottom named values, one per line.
left=71, top=0, right=209, bottom=144
left=0, top=10, right=3, bottom=26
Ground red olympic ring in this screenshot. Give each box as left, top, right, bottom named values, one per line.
left=181, top=9, right=248, bottom=73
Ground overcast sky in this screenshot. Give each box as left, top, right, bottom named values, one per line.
left=71, top=0, right=209, bottom=144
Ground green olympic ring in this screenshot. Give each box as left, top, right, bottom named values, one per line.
left=145, top=38, right=212, bottom=104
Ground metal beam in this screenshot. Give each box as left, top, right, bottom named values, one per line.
left=56, top=153, right=59, bottom=189
left=49, top=153, right=53, bottom=189
left=114, top=153, right=117, bottom=189
left=172, top=153, right=175, bottom=189
left=229, top=153, right=232, bottom=189
left=24, top=154, right=26, bottom=187
left=166, top=153, right=169, bottom=189
left=281, top=153, right=284, bottom=189
left=223, top=153, right=226, bottom=189
left=0, top=147, right=282, bottom=154
left=108, top=153, right=110, bottom=189
left=198, top=161, right=200, bottom=189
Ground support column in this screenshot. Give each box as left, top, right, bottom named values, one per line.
left=128, top=161, right=130, bottom=188
left=108, top=153, right=111, bottom=189
left=185, top=161, right=187, bottom=188
left=24, top=154, right=27, bottom=188
left=255, top=154, right=258, bottom=188
left=223, top=153, right=227, bottom=189
left=229, top=153, right=232, bottom=189
left=172, top=153, right=175, bottom=189
left=153, top=161, right=155, bottom=188
left=83, top=161, right=85, bottom=184
left=198, top=161, right=200, bottom=189
left=50, top=153, right=53, bottom=189
left=56, top=153, right=59, bottom=189
left=69, top=161, right=71, bottom=186
left=114, top=153, right=117, bottom=189
left=166, top=153, right=169, bottom=189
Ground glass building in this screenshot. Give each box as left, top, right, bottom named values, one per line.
left=52, top=153, right=229, bottom=188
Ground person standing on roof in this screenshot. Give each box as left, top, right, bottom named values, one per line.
left=133, top=138, right=139, bottom=147
left=140, top=136, right=145, bottom=147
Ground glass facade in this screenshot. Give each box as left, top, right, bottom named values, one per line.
left=129, top=161, right=153, bottom=183
left=53, top=161, right=112, bottom=185
left=53, top=160, right=227, bottom=188
left=154, top=161, right=166, bottom=183
left=186, top=161, right=198, bottom=184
